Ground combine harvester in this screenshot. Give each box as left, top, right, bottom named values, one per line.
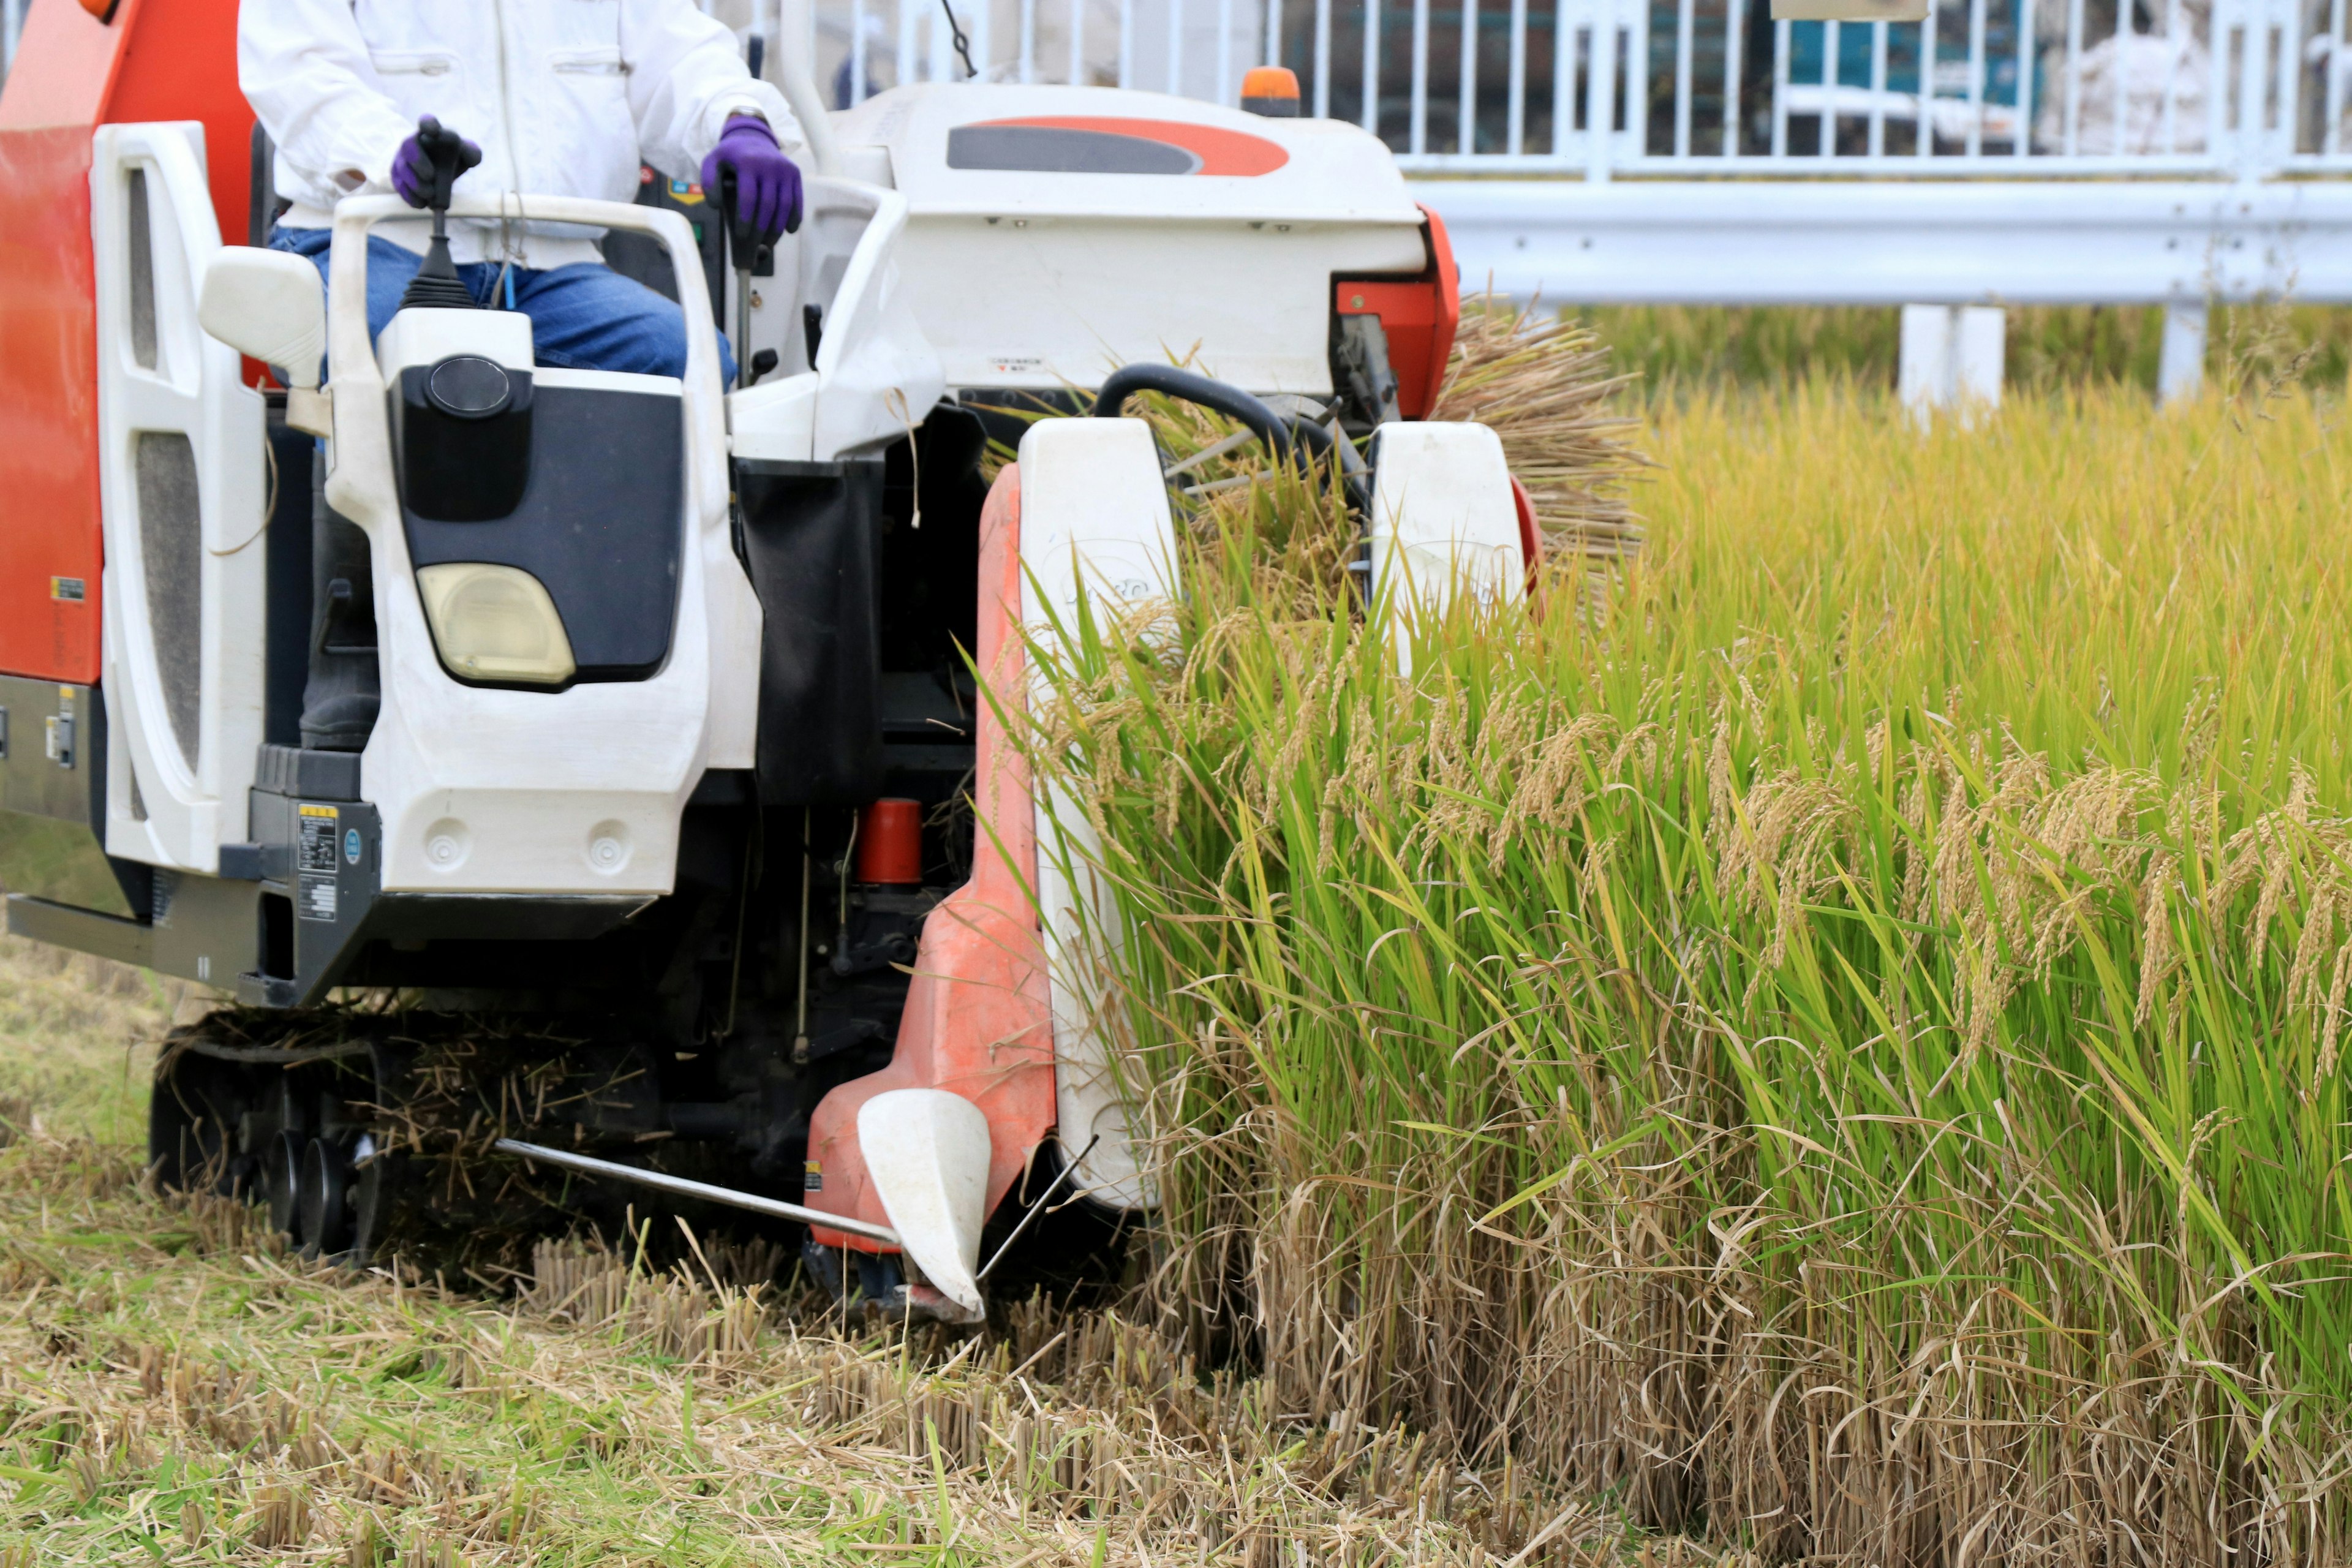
left=0, top=0, right=1534, bottom=1317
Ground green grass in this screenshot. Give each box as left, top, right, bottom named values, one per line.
left=1036, top=377, right=2352, bottom=1559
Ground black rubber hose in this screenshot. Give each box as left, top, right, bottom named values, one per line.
left=1091, top=364, right=1293, bottom=463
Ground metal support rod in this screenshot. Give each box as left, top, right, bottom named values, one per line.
left=976, top=1135, right=1101, bottom=1280
left=495, top=1138, right=905, bottom=1249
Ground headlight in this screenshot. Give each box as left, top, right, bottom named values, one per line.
left=415, top=563, right=576, bottom=686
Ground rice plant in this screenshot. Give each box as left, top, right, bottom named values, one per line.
left=1029, top=373, right=2352, bottom=1562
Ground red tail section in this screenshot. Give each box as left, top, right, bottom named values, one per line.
left=0, top=0, right=255, bottom=684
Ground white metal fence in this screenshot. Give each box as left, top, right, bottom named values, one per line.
left=797, top=0, right=2352, bottom=179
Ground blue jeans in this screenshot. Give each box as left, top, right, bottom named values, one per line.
left=268, top=226, right=735, bottom=386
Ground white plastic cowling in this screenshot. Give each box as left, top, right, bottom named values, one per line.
left=1367, top=421, right=1525, bottom=674
left=1017, top=417, right=1177, bottom=1212
left=855, top=1088, right=993, bottom=1315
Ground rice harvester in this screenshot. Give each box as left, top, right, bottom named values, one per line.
left=0, top=0, right=1539, bottom=1318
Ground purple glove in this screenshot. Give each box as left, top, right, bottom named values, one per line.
left=392, top=120, right=482, bottom=209
left=700, top=115, right=802, bottom=239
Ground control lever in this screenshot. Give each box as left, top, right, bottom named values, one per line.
left=398, top=116, right=484, bottom=312
left=717, top=166, right=767, bottom=386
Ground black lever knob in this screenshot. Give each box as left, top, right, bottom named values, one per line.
left=717, top=166, right=765, bottom=272
left=414, top=116, right=483, bottom=215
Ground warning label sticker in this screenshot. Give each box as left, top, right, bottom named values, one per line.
left=297, top=804, right=339, bottom=923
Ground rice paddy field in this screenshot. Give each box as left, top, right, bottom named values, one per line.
left=6, top=307, right=2352, bottom=1563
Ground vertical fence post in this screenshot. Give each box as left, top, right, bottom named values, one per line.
left=1315, top=0, right=1333, bottom=117
left=1672, top=0, right=1693, bottom=157
left=1460, top=0, right=1479, bottom=153
left=2013, top=0, right=2035, bottom=155
left=1364, top=0, right=1384, bottom=134
left=1824, top=18, right=1842, bottom=157
left=1920, top=0, right=1939, bottom=159
left=1724, top=0, right=1746, bottom=154
left=1771, top=13, right=1791, bottom=155
left=1507, top=0, right=1529, bottom=156
left=2328, top=0, right=2348, bottom=157
left=2239, top=0, right=2269, bottom=176
left=2061, top=0, right=2082, bottom=152
left=2160, top=0, right=2180, bottom=152
left=1411, top=0, right=1431, bottom=154
left=2159, top=301, right=2209, bottom=404
left=1555, top=0, right=1576, bottom=160
left=2272, top=0, right=2302, bottom=171
left=1868, top=19, right=1888, bottom=155
left=1586, top=0, right=1616, bottom=176
left=1963, top=0, right=1985, bottom=156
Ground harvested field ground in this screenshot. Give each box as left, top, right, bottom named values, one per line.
left=0, top=933, right=1664, bottom=1562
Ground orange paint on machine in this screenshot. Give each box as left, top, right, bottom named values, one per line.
left=801, top=462, right=1060, bottom=1259
left=1333, top=203, right=1461, bottom=421
left=0, top=0, right=254, bottom=685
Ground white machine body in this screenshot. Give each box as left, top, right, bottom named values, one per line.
left=318, top=183, right=935, bottom=899
left=1016, top=417, right=1180, bottom=1211
left=810, top=84, right=1430, bottom=399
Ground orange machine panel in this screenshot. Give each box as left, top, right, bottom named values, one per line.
left=803, top=463, right=1060, bottom=1256
left=0, top=0, right=251, bottom=684
left=1333, top=204, right=1463, bottom=421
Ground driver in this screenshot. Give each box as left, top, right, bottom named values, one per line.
left=241, top=0, right=803, bottom=385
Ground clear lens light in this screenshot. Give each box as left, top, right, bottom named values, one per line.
left=414, top=563, right=576, bottom=685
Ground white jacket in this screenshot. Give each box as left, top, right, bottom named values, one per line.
left=241, top=0, right=804, bottom=266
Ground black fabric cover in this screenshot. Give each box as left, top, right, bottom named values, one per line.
left=734, top=457, right=884, bottom=805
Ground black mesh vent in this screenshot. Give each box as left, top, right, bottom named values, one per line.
left=128, top=167, right=158, bottom=372
left=137, top=431, right=203, bottom=766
